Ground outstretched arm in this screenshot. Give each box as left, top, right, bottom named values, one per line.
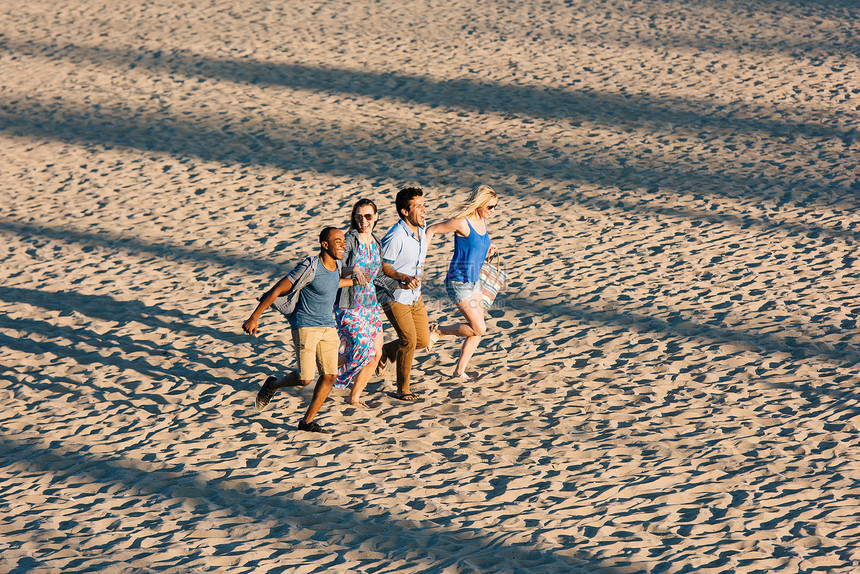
left=426, top=217, right=468, bottom=243
left=242, top=276, right=294, bottom=336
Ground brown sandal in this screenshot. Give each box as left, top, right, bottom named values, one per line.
left=375, top=354, right=388, bottom=376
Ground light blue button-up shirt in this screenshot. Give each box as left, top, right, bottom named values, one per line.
left=380, top=219, right=428, bottom=305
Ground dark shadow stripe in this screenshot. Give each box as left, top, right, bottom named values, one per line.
left=491, top=291, right=860, bottom=369
left=0, top=437, right=637, bottom=573
left=0, top=285, right=247, bottom=345
left=0, top=217, right=283, bottom=275
left=1, top=38, right=854, bottom=143
left=3, top=216, right=858, bottom=374
left=0, top=315, right=249, bottom=392
left=0, top=97, right=856, bottom=233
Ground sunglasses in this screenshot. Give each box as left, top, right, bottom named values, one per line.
left=357, top=213, right=374, bottom=220
left=487, top=204, right=497, bottom=210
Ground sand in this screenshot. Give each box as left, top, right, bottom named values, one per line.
left=1, top=0, right=859, bottom=572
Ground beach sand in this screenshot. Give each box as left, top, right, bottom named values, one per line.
left=1, top=0, right=859, bottom=572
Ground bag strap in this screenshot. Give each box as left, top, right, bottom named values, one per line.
left=487, top=250, right=502, bottom=269
left=292, top=256, right=319, bottom=291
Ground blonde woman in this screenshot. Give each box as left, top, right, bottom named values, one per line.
left=426, top=185, right=499, bottom=380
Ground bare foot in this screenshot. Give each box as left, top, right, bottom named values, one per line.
left=348, top=400, right=371, bottom=409
left=427, top=323, right=441, bottom=350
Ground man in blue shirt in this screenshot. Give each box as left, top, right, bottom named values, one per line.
left=243, top=227, right=355, bottom=433
left=375, top=187, right=433, bottom=401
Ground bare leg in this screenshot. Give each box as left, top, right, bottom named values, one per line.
left=439, top=323, right=479, bottom=337
left=451, top=294, right=487, bottom=377
left=271, top=371, right=313, bottom=389
left=349, top=332, right=383, bottom=406
left=302, top=373, right=336, bottom=423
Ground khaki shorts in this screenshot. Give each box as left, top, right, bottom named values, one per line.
left=289, top=327, right=339, bottom=382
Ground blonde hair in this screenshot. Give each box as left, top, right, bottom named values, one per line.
left=449, top=185, right=497, bottom=219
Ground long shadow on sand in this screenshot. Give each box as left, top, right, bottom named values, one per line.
left=0, top=314, right=249, bottom=395
left=0, top=437, right=648, bottom=574
left=4, top=216, right=858, bottom=384
left=420, top=273, right=860, bottom=369
left=0, top=218, right=284, bottom=276
left=561, top=21, right=859, bottom=61
left=0, top=285, right=246, bottom=345
left=2, top=39, right=854, bottom=143
left=0, top=97, right=856, bottom=240
left=497, top=289, right=860, bottom=367
left=490, top=291, right=860, bottom=413
left=537, top=0, right=860, bottom=57
left=0, top=285, right=285, bottom=397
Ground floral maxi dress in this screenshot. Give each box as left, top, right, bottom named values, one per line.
left=334, top=240, right=383, bottom=389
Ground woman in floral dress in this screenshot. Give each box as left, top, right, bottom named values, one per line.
left=334, top=199, right=384, bottom=407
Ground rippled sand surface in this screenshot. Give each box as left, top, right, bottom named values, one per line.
left=1, top=0, right=859, bottom=572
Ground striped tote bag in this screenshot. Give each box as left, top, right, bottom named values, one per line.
left=479, top=252, right=507, bottom=309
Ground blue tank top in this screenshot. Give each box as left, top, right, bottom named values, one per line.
left=445, top=219, right=491, bottom=283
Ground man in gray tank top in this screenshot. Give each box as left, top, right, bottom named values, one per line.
left=243, top=227, right=356, bottom=433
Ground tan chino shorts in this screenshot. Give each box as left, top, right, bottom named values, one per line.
left=289, top=327, right=339, bottom=382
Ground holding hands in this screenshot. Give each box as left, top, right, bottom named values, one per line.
left=399, top=275, right=421, bottom=290
left=353, top=267, right=371, bottom=286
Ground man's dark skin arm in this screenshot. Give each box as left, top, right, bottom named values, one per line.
left=242, top=276, right=294, bottom=336
left=244, top=269, right=354, bottom=336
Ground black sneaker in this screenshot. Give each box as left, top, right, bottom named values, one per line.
left=255, top=376, right=277, bottom=412
left=297, top=419, right=329, bottom=433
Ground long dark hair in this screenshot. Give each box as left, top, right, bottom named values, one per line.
left=349, top=198, right=379, bottom=231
